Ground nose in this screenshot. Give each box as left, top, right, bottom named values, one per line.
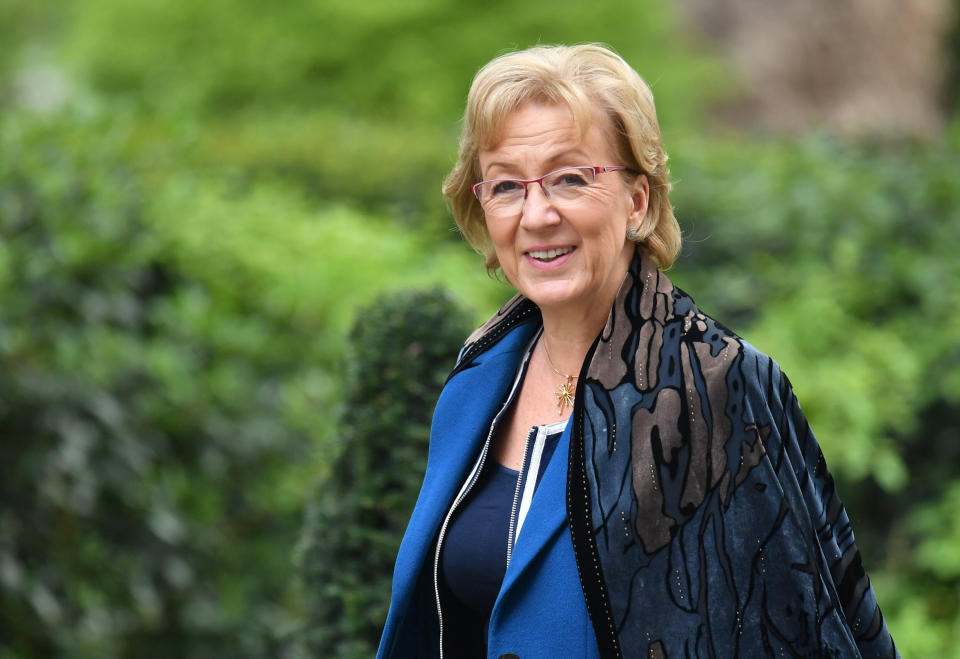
left=519, top=180, right=560, bottom=228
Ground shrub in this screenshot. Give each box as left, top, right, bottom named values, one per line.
left=295, top=289, right=472, bottom=658
left=0, top=111, right=323, bottom=658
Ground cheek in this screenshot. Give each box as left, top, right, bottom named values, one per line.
left=583, top=210, right=627, bottom=244
left=578, top=190, right=630, bottom=232
left=582, top=218, right=629, bottom=270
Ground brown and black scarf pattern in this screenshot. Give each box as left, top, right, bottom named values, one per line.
left=457, top=248, right=898, bottom=658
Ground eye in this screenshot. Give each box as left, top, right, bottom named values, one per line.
left=491, top=180, right=523, bottom=196
left=552, top=170, right=590, bottom=188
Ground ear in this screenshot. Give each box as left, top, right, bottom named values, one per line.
left=627, top=174, right=649, bottom=229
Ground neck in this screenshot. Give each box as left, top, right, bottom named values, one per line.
left=538, top=304, right=609, bottom=376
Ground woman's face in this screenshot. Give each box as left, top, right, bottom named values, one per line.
left=478, top=102, right=648, bottom=320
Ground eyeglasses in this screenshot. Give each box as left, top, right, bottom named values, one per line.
left=472, top=165, right=629, bottom=217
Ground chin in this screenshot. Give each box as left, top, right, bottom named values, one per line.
left=523, top=284, right=585, bottom=311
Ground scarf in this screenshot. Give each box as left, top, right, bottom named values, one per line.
left=453, top=248, right=898, bottom=658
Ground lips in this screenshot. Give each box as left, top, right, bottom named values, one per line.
left=526, top=246, right=574, bottom=262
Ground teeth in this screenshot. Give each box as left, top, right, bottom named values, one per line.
left=528, top=247, right=573, bottom=260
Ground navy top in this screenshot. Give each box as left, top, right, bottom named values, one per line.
left=439, top=422, right=565, bottom=656
left=441, top=461, right=518, bottom=614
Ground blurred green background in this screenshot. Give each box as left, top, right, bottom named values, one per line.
left=1, top=1, right=958, bottom=657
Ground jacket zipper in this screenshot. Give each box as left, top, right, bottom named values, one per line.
left=505, top=429, right=534, bottom=568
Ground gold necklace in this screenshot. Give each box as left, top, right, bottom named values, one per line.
left=542, top=339, right=578, bottom=416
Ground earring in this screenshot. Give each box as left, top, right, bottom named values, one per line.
left=626, top=226, right=640, bottom=241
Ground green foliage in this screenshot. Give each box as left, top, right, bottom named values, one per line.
left=146, top=178, right=506, bottom=369
left=57, top=0, right=719, bottom=123
left=0, top=0, right=62, bottom=83
left=0, top=110, right=314, bottom=658
left=295, top=289, right=473, bottom=659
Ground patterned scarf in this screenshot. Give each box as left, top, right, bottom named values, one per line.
left=455, top=248, right=898, bottom=658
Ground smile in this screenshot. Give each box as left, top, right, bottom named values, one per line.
left=527, top=247, right=575, bottom=262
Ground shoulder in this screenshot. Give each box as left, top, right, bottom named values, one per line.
left=672, top=286, right=786, bottom=390
left=451, top=293, right=541, bottom=373
left=666, top=288, right=800, bottom=429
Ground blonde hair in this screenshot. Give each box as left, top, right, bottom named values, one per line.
left=443, top=43, right=681, bottom=272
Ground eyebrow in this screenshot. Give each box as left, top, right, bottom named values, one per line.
left=482, top=148, right=590, bottom=178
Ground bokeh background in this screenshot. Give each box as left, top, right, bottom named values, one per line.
left=2, top=1, right=959, bottom=657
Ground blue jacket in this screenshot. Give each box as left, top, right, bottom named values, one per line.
left=377, top=315, right=599, bottom=658
left=379, top=249, right=898, bottom=658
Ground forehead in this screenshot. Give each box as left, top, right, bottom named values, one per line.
left=483, top=100, right=594, bottom=147
left=479, top=102, right=615, bottom=171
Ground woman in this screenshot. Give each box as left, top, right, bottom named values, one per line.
left=378, top=44, right=897, bottom=658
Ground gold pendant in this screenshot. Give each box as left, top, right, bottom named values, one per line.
left=555, top=376, right=575, bottom=416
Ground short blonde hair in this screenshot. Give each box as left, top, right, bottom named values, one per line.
left=443, top=43, right=681, bottom=272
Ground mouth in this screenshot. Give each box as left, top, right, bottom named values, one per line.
left=526, top=246, right=575, bottom=262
